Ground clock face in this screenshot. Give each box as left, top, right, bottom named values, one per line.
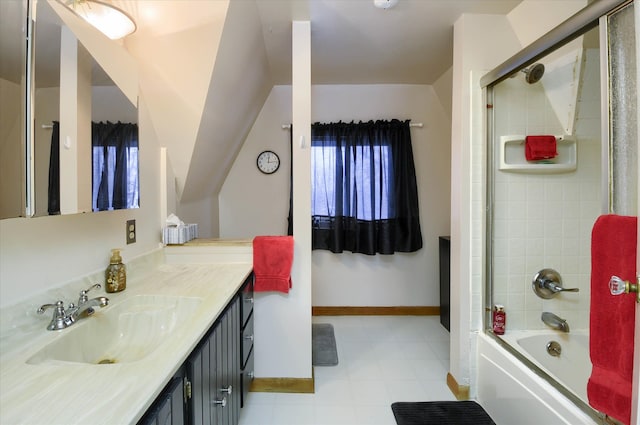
left=256, top=150, right=280, bottom=174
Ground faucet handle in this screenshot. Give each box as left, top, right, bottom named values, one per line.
left=78, top=283, right=101, bottom=304
left=37, top=301, right=67, bottom=330
left=545, top=280, right=579, bottom=293
left=37, top=300, right=64, bottom=315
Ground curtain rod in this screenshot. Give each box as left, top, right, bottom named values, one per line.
left=281, top=122, right=423, bottom=129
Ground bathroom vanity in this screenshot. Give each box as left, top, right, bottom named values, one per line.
left=0, top=251, right=254, bottom=425
left=141, top=272, right=254, bottom=425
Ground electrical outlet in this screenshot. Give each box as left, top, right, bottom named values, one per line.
left=126, top=219, right=136, bottom=244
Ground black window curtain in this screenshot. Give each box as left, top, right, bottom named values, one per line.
left=47, top=121, right=60, bottom=215
left=311, top=119, right=422, bottom=255
left=92, top=121, right=139, bottom=211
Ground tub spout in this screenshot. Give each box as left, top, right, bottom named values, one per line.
left=541, top=312, right=570, bottom=333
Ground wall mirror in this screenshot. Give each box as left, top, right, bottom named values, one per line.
left=32, top=0, right=139, bottom=216
left=0, top=0, right=139, bottom=219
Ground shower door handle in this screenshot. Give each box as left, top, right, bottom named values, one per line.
left=609, top=275, right=640, bottom=303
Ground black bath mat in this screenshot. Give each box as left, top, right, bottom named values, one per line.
left=312, top=323, right=338, bottom=366
left=391, top=401, right=495, bottom=425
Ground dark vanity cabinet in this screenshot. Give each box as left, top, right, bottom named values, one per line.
left=138, top=273, right=254, bottom=425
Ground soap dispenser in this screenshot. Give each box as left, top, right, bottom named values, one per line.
left=105, top=249, right=126, bottom=293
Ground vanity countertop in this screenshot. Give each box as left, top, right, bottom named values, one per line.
left=182, top=238, right=252, bottom=246
left=0, top=261, right=253, bottom=425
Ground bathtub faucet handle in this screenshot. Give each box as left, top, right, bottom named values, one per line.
left=532, top=269, right=579, bottom=299
left=545, top=279, right=579, bottom=293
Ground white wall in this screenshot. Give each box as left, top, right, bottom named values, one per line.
left=220, top=84, right=451, bottom=307
left=450, top=13, right=521, bottom=391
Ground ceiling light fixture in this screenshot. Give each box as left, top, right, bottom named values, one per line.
left=373, top=0, right=399, bottom=10
left=65, top=0, right=136, bottom=40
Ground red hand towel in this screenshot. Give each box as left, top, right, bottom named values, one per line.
left=525, top=135, right=558, bottom=161
left=588, top=214, right=637, bottom=425
left=253, top=236, right=294, bottom=293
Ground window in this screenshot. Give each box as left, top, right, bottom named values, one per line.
left=312, top=142, right=391, bottom=221
left=92, top=121, right=139, bottom=211
left=310, top=119, right=422, bottom=255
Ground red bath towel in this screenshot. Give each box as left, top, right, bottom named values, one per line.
left=525, top=135, right=558, bottom=161
left=253, top=236, right=294, bottom=293
left=588, top=214, right=637, bottom=425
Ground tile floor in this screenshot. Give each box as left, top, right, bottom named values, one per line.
left=239, top=315, right=455, bottom=425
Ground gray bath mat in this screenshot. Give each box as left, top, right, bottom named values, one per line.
left=312, top=323, right=338, bottom=366
left=391, top=401, right=495, bottom=425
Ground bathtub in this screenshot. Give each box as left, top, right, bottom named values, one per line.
left=477, top=332, right=601, bottom=424
left=500, top=330, right=590, bottom=402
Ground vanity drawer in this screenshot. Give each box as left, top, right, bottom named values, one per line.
left=240, top=274, right=254, bottom=328
left=241, top=312, right=254, bottom=369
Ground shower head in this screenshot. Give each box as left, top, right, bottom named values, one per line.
left=521, top=63, right=545, bottom=84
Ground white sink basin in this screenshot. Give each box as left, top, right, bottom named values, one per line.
left=27, top=295, right=203, bottom=365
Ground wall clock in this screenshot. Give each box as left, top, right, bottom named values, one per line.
left=256, top=150, right=280, bottom=174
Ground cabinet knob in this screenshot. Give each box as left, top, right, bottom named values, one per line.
left=244, top=334, right=254, bottom=342
left=219, top=385, right=232, bottom=395
left=245, top=297, right=254, bottom=304
left=213, top=397, right=227, bottom=407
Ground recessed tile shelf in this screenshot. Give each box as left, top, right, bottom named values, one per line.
left=499, top=135, right=577, bottom=173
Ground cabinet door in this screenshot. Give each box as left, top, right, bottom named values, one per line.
left=138, top=377, right=184, bottom=425
left=187, top=337, right=213, bottom=425
left=186, top=295, right=243, bottom=425
left=215, top=297, right=241, bottom=425
left=241, top=312, right=254, bottom=370
left=240, top=274, right=254, bottom=328
left=240, top=349, right=254, bottom=409
left=213, top=321, right=227, bottom=425
left=231, top=298, right=241, bottom=424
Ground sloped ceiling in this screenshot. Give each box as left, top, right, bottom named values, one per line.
left=114, top=0, right=524, bottom=206
left=257, top=0, right=523, bottom=84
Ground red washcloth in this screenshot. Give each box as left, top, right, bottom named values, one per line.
left=525, top=135, right=558, bottom=161
left=253, top=236, right=294, bottom=293
left=588, top=214, right=637, bottom=425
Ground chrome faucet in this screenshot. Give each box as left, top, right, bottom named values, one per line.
left=67, top=296, right=109, bottom=322
left=541, top=312, right=570, bottom=333
left=37, top=284, right=109, bottom=330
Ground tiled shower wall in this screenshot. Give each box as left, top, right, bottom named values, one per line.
left=491, top=48, right=601, bottom=331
